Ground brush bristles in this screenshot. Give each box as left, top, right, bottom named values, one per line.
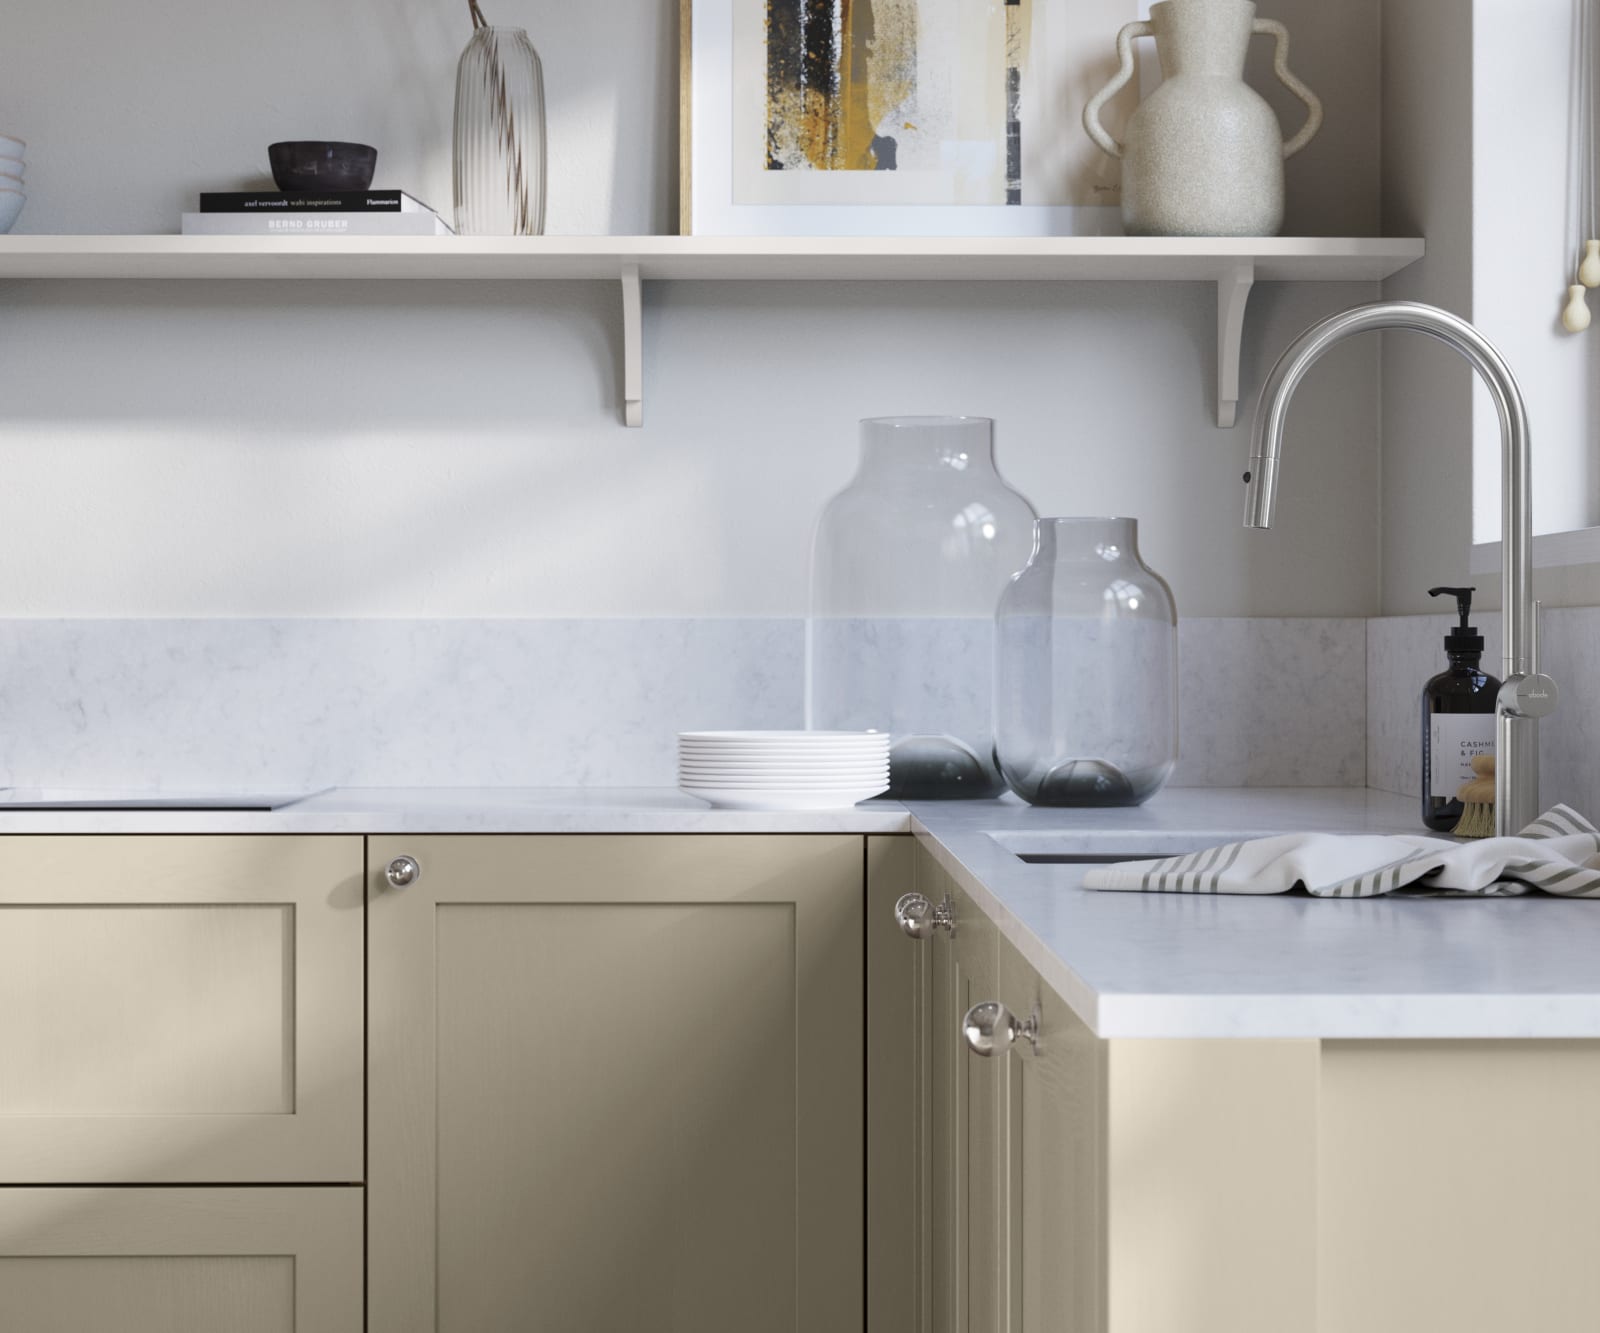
left=1452, top=801, right=1496, bottom=839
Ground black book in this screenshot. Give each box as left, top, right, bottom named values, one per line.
left=199, top=191, right=434, bottom=214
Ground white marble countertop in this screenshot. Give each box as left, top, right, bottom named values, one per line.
left=908, top=788, right=1600, bottom=1040
left=5, top=783, right=1596, bottom=1040
left=0, top=787, right=914, bottom=834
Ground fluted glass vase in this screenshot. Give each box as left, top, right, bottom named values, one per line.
left=453, top=25, right=546, bottom=235
left=808, top=416, right=1038, bottom=799
left=995, top=517, right=1178, bottom=806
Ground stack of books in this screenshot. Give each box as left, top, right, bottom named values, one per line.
left=181, top=191, right=454, bottom=236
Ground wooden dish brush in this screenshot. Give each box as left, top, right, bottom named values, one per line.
left=1451, top=754, right=1496, bottom=838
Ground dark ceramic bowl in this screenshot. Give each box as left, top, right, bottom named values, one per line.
left=268, top=141, right=378, bottom=193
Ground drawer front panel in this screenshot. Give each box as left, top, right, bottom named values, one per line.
left=0, top=836, right=362, bottom=1183
left=0, top=1186, right=360, bottom=1333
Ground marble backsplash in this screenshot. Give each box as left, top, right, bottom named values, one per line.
left=0, top=617, right=1367, bottom=791
left=1366, top=607, right=1600, bottom=817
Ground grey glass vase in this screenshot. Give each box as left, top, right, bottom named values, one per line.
left=808, top=416, right=1038, bottom=799
left=994, top=517, right=1178, bottom=806
left=453, top=23, right=546, bottom=235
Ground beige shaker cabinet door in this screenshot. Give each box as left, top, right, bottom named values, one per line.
left=0, top=836, right=364, bottom=1184
left=866, top=835, right=927, bottom=1333
left=920, top=844, right=1080, bottom=1333
left=999, top=939, right=1103, bottom=1333
left=0, top=1186, right=362, bottom=1333
left=947, top=875, right=1004, bottom=1333
left=368, top=834, right=865, bottom=1333
left=921, top=852, right=961, bottom=1333
left=911, top=845, right=999, bottom=1333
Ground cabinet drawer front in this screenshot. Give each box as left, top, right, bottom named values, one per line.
left=0, top=1186, right=361, bottom=1333
left=0, top=836, right=363, bottom=1183
left=368, top=834, right=865, bottom=1333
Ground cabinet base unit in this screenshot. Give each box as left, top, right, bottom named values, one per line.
left=0, top=1186, right=362, bottom=1333
left=900, top=841, right=1600, bottom=1333
left=368, top=834, right=865, bottom=1333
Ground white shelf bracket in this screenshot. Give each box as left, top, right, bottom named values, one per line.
left=621, top=261, right=643, bottom=427
left=1215, top=261, right=1256, bottom=429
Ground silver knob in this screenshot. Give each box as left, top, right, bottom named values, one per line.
left=385, top=855, right=421, bottom=889
left=894, top=892, right=955, bottom=940
left=963, top=1000, right=1039, bottom=1057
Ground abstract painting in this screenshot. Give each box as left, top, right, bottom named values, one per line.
left=683, top=0, right=1138, bottom=234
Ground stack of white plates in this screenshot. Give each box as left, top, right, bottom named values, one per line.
left=679, top=731, right=891, bottom=810
left=0, top=134, right=24, bottom=234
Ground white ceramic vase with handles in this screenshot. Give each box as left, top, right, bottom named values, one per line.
left=1083, top=0, right=1321, bottom=236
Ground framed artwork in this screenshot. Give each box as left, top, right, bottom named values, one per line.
left=680, top=0, right=1140, bottom=236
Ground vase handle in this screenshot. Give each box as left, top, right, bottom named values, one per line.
left=1254, top=19, right=1323, bottom=159
left=1082, top=20, right=1154, bottom=160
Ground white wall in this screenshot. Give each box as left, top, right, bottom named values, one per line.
left=1383, top=0, right=1600, bottom=614
left=1473, top=0, right=1600, bottom=543
left=6, top=0, right=677, bottom=238
left=1379, top=0, right=1477, bottom=616
left=0, top=0, right=1384, bottom=620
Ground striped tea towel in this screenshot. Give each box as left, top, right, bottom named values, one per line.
left=1082, top=805, right=1600, bottom=898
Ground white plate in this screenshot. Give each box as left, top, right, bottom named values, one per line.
left=680, top=743, right=889, bottom=757
left=675, top=732, right=889, bottom=742
left=681, top=756, right=888, bottom=764
left=679, top=770, right=891, bottom=782
left=680, top=785, right=889, bottom=810
left=681, top=780, right=896, bottom=790
left=680, top=777, right=890, bottom=790
left=680, top=741, right=884, bottom=749
left=679, top=730, right=883, bottom=742
left=678, top=758, right=891, bottom=770
left=680, top=780, right=890, bottom=791
left=683, top=757, right=888, bottom=768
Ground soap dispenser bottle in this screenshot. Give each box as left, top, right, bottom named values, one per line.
left=1420, top=585, right=1501, bottom=832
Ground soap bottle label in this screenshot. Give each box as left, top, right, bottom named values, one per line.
left=1429, top=714, right=1495, bottom=798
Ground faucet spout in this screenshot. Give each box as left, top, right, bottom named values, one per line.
left=1242, top=300, right=1557, bottom=835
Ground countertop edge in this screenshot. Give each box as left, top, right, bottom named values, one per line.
left=8, top=784, right=1595, bottom=1043
left=911, top=813, right=1106, bottom=1036
left=907, top=789, right=1600, bottom=1042
left=0, top=789, right=915, bottom=835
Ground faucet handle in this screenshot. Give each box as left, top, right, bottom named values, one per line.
left=1499, top=673, right=1558, bottom=720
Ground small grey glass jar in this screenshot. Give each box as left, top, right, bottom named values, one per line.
left=994, top=517, right=1178, bottom=806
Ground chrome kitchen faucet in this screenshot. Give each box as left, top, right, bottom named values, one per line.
left=1243, top=301, right=1557, bottom=836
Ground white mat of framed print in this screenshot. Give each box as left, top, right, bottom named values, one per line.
left=681, top=0, right=1140, bottom=236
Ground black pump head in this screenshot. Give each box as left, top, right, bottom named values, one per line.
left=1428, top=585, right=1484, bottom=654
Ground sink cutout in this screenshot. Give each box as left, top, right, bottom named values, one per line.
left=1014, top=851, right=1175, bottom=865
left=988, top=829, right=1250, bottom=865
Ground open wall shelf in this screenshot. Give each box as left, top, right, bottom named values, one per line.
left=0, top=234, right=1424, bottom=427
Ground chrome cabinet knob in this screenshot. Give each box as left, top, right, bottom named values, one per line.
left=963, top=1000, right=1039, bottom=1057
left=894, top=892, right=954, bottom=940
left=385, top=855, right=421, bottom=889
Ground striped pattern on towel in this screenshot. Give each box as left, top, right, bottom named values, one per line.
left=1082, top=805, right=1600, bottom=897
